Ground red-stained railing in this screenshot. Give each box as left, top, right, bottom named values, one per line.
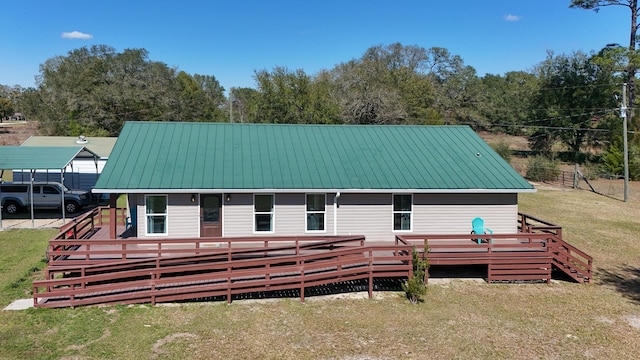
left=34, top=237, right=413, bottom=308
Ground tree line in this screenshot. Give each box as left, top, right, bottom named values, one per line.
left=0, top=40, right=638, bottom=179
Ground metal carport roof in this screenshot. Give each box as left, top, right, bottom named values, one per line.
left=0, top=146, right=99, bottom=170
left=0, top=146, right=100, bottom=230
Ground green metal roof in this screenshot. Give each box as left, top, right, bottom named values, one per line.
left=22, top=136, right=117, bottom=158
left=0, top=146, right=97, bottom=170
left=93, top=122, right=534, bottom=193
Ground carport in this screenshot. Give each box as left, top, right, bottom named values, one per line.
left=0, top=146, right=99, bottom=230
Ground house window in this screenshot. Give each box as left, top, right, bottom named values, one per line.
left=306, top=194, right=326, bottom=232
left=393, top=194, right=412, bottom=231
left=254, top=194, right=274, bottom=232
left=146, top=195, right=167, bottom=235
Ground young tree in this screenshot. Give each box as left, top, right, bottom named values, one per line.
left=479, top=72, right=539, bottom=135
left=0, top=98, right=13, bottom=121
left=251, top=67, right=340, bottom=124
left=530, top=51, right=618, bottom=161
left=570, top=0, right=640, bottom=125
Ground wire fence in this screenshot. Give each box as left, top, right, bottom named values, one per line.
left=528, top=168, right=636, bottom=202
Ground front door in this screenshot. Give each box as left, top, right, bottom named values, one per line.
left=200, top=194, right=222, bottom=237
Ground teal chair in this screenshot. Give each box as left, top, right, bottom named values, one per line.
left=471, top=217, right=493, bottom=244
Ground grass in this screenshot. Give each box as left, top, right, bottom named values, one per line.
left=0, top=229, right=56, bottom=306
left=1, top=189, right=640, bottom=359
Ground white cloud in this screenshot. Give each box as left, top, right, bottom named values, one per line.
left=504, top=14, right=521, bottom=22
left=61, top=31, right=93, bottom=40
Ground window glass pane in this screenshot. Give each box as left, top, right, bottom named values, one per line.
left=255, top=214, right=273, bottom=232
left=394, top=213, right=411, bottom=231
left=147, top=215, right=166, bottom=234
left=146, top=196, right=166, bottom=214
left=254, top=195, right=273, bottom=212
left=202, top=195, right=220, bottom=222
left=307, top=213, right=325, bottom=231
left=306, top=194, right=325, bottom=211
left=393, top=195, right=411, bottom=211
left=43, top=186, right=60, bottom=194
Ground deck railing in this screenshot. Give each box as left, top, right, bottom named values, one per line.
left=35, top=210, right=593, bottom=307
left=518, top=212, right=562, bottom=238
left=34, top=237, right=413, bottom=308
left=518, top=212, right=592, bottom=283
left=46, top=234, right=366, bottom=268
left=44, top=235, right=368, bottom=278
left=54, top=206, right=128, bottom=240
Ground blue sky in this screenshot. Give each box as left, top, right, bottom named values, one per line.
left=0, top=1, right=629, bottom=92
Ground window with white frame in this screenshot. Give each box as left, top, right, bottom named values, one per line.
left=393, top=194, right=412, bottom=231
left=306, top=193, right=326, bottom=232
left=146, top=195, right=167, bottom=235
left=254, top=194, right=274, bottom=232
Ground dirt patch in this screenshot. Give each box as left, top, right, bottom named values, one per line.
left=478, top=131, right=530, bottom=151
left=151, top=333, right=197, bottom=359
left=624, top=315, right=640, bottom=330
left=0, top=121, right=38, bottom=145
left=65, top=329, right=111, bottom=351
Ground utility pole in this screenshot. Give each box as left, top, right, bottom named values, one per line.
left=622, top=83, right=629, bottom=202
left=229, top=88, right=234, bottom=124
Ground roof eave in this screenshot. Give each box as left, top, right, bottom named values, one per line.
left=92, top=188, right=537, bottom=194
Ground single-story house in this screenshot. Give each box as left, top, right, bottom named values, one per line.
left=93, top=121, right=535, bottom=242
left=16, top=136, right=117, bottom=191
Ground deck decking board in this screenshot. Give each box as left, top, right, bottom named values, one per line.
left=33, top=209, right=592, bottom=308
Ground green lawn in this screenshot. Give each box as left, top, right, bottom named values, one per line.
left=0, top=189, right=639, bottom=359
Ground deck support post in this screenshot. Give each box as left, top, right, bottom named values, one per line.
left=368, top=250, right=373, bottom=299
left=109, top=194, right=117, bottom=239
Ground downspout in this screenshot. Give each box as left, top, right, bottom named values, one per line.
left=333, top=192, right=341, bottom=236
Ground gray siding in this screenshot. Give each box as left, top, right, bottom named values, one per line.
left=134, top=192, right=519, bottom=242
left=413, top=193, right=518, bottom=234
left=335, top=193, right=517, bottom=242
left=134, top=193, right=199, bottom=239
left=223, top=193, right=334, bottom=237
left=335, top=193, right=391, bottom=242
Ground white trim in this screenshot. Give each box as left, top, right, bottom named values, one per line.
left=92, top=188, right=537, bottom=194
left=392, top=193, right=413, bottom=232
left=305, top=193, right=327, bottom=233
left=144, top=194, right=168, bottom=236
left=333, top=192, right=341, bottom=236
left=253, top=193, right=275, bottom=234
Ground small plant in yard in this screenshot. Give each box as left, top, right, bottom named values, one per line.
left=490, top=140, right=512, bottom=162
left=526, top=155, right=560, bottom=182
left=402, top=245, right=429, bottom=304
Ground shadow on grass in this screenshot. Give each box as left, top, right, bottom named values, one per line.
left=597, top=266, right=640, bottom=303
left=175, top=277, right=406, bottom=304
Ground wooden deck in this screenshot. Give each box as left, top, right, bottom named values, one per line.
left=32, top=208, right=593, bottom=308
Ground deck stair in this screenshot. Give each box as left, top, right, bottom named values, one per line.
left=518, top=212, right=592, bottom=283
left=31, top=209, right=593, bottom=308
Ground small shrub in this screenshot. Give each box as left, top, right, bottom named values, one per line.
left=490, top=141, right=512, bottom=162
left=526, top=156, right=560, bottom=182
left=402, top=246, right=428, bottom=304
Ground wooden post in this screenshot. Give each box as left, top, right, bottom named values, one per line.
left=109, top=193, right=117, bottom=239
left=368, top=250, right=373, bottom=299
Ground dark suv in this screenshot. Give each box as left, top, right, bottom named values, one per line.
left=0, top=182, right=91, bottom=214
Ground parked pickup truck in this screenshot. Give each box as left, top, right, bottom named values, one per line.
left=0, top=182, right=91, bottom=214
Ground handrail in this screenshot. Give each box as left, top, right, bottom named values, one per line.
left=44, top=235, right=369, bottom=278
left=46, top=235, right=367, bottom=266
left=546, top=234, right=592, bottom=282
left=34, top=242, right=413, bottom=307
